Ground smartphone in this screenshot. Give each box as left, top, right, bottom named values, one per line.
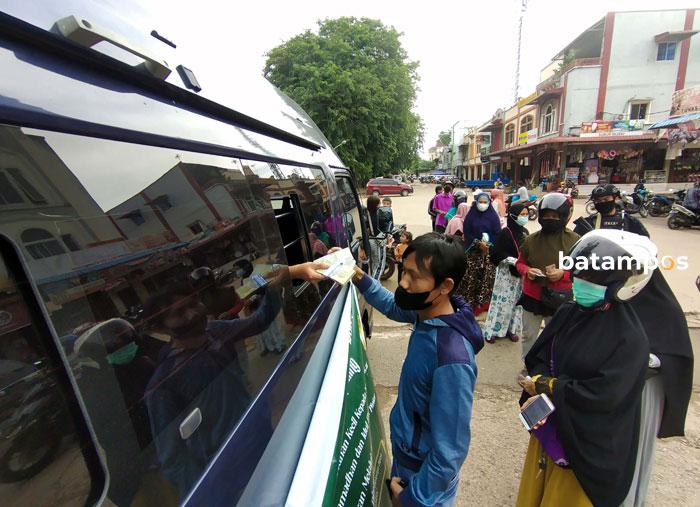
left=519, top=394, right=555, bottom=430
left=533, top=272, right=547, bottom=279
left=251, top=274, right=268, bottom=288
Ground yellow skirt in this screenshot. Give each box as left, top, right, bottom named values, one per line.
left=516, top=435, right=593, bottom=507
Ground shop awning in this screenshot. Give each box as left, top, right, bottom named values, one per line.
left=524, top=88, right=564, bottom=106
left=649, top=112, right=700, bottom=129
left=654, top=30, right=698, bottom=43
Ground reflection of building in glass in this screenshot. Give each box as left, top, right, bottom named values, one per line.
left=0, top=126, right=329, bottom=337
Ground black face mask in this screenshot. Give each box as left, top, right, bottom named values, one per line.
left=394, top=285, right=438, bottom=311
left=594, top=201, right=616, bottom=215
left=539, top=218, right=562, bottom=234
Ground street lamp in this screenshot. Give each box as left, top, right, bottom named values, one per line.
left=333, top=139, right=348, bottom=150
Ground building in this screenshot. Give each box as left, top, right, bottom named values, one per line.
left=488, top=8, right=699, bottom=190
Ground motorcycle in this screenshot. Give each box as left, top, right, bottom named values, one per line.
left=380, top=224, right=406, bottom=281
left=647, top=189, right=686, bottom=217
left=0, top=364, right=73, bottom=483
left=667, top=203, right=700, bottom=229
left=557, top=181, right=579, bottom=198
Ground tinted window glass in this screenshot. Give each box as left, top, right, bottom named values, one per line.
left=0, top=243, right=101, bottom=507
left=0, top=125, right=331, bottom=504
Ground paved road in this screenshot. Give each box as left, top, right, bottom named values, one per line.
left=365, top=183, right=700, bottom=506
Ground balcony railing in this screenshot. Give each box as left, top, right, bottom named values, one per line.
left=537, top=57, right=601, bottom=92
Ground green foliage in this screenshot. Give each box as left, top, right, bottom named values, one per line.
left=414, top=159, right=436, bottom=173
left=557, top=49, right=577, bottom=73
left=438, top=131, right=452, bottom=146
left=264, top=17, right=423, bottom=183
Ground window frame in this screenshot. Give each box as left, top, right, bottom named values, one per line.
left=656, top=41, right=677, bottom=61
left=541, top=104, right=556, bottom=135
left=505, top=124, right=515, bottom=145
left=520, top=115, right=533, bottom=134
left=629, top=101, right=650, bottom=121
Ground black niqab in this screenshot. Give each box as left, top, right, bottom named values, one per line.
left=524, top=302, right=648, bottom=507
left=629, top=269, right=694, bottom=437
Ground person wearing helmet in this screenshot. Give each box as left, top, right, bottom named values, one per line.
left=570, top=184, right=693, bottom=506
left=516, top=229, right=656, bottom=507
left=445, top=190, right=468, bottom=221
left=573, top=184, right=648, bottom=237
left=515, top=193, right=579, bottom=357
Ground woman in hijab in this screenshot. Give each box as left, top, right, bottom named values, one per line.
left=308, top=232, right=328, bottom=259
left=445, top=202, right=469, bottom=237
left=482, top=201, right=529, bottom=344
left=490, top=188, right=507, bottom=226
left=454, top=192, right=502, bottom=314
left=516, top=230, right=656, bottom=507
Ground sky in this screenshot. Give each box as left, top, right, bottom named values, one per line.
left=143, top=0, right=693, bottom=157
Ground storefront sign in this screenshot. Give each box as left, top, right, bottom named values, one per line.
left=580, top=121, right=646, bottom=137
left=517, top=92, right=538, bottom=108
left=517, top=129, right=538, bottom=145
left=564, top=167, right=580, bottom=182
left=671, top=86, right=700, bottom=116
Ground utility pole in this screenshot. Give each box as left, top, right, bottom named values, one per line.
left=449, top=120, right=459, bottom=175
left=514, top=0, right=527, bottom=104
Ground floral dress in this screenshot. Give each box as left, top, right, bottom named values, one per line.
left=483, top=260, right=523, bottom=339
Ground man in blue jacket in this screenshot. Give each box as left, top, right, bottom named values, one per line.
left=351, top=232, right=483, bottom=506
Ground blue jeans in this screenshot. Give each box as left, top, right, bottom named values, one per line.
left=391, top=459, right=458, bottom=507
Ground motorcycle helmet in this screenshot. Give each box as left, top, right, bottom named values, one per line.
left=589, top=183, right=620, bottom=201
left=537, top=193, right=573, bottom=232
left=453, top=190, right=467, bottom=207
left=568, top=229, right=657, bottom=302
left=190, top=266, right=214, bottom=288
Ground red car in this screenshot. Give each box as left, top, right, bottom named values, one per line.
left=366, top=178, right=414, bottom=197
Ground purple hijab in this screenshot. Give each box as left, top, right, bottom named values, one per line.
left=462, top=194, right=502, bottom=247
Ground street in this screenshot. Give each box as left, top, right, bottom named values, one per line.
left=365, top=183, right=700, bottom=506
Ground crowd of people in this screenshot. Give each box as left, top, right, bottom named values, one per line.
left=327, top=183, right=694, bottom=506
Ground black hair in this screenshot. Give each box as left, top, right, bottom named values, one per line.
left=381, top=196, right=392, bottom=204
left=435, top=184, right=443, bottom=193
left=401, top=230, right=413, bottom=242
left=366, top=195, right=380, bottom=214
left=402, top=233, right=466, bottom=293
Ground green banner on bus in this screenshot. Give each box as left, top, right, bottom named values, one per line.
left=322, top=289, right=391, bottom=507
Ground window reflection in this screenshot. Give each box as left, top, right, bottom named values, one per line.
left=0, top=124, right=334, bottom=504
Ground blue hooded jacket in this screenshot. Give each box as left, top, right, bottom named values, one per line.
left=356, top=275, right=483, bottom=506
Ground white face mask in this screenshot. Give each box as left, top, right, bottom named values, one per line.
left=477, top=202, right=489, bottom=212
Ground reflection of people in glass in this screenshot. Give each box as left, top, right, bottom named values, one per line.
left=144, top=263, right=325, bottom=497
left=189, top=266, right=243, bottom=319
left=242, top=295, right=286, bottom=356
left=74, top=318, right=156, bottom=505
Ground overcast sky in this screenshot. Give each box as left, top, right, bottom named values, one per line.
left=145, top=0, right=692, bottom=157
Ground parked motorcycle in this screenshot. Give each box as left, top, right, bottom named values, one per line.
left=380, top=224, right=406, bottom=280
left=667, top=203, right=700, bottom=229
left=647, top=189, right=686, bottom=217
left=0, top=363, right=72, bottom=483
left=558, top=181, right=579, bottom=198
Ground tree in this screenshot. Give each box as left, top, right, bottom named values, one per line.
left=438, top=131, right=452, bottom=146
left=414, top=158, right=436, bottom=173
left=263, top=17, right=423, bottom=183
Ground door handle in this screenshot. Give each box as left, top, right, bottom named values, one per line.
left=55, top=15, right=171, bottom=80
left=179, top=407, right=202, bottom=440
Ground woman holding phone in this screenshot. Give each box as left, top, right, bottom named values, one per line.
left=516, top=230, right=657, bottom=507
